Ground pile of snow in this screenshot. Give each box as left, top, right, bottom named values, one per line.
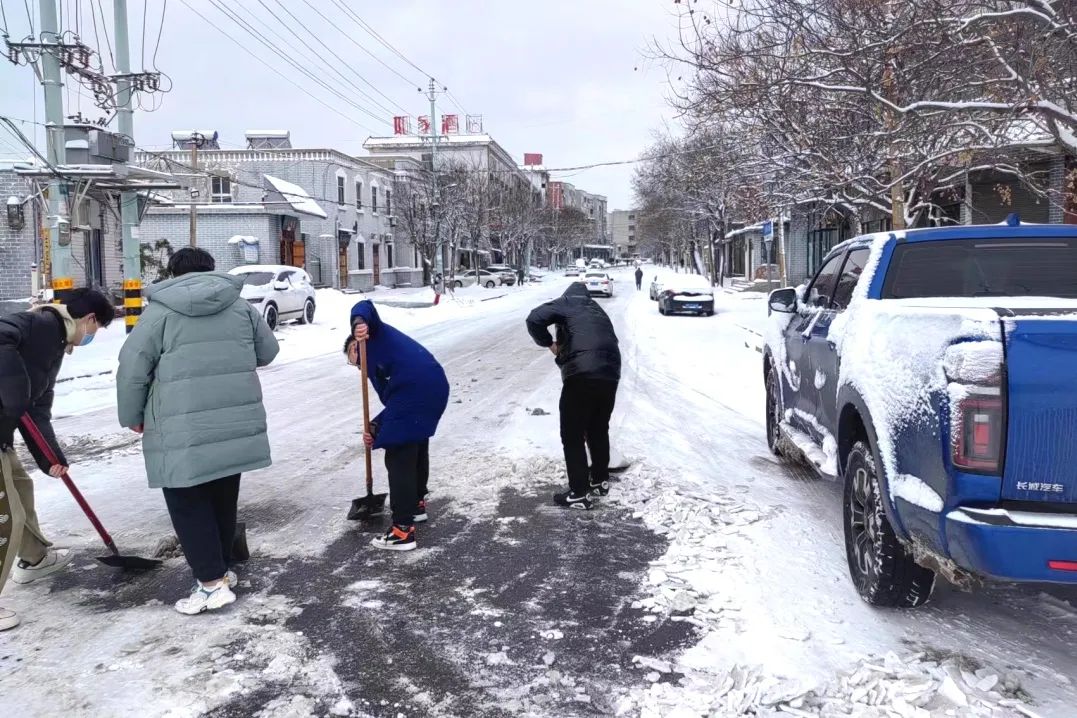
left=627, top=650, right=1033, bottom=717
left=605, top=464, right=1033, bottom=717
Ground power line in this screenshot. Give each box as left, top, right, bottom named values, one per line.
left=93, top=0, right=114, bottom=70
left=277, top=0, right=412, bottom=114
left=202, top=0, right=390, bottom=127
left=328, top=0, right=472, bottom=114
left=307, top=0, right=421, bottom=91
left=139, top=0, right=146, bottom=69
left=175, top=0, right=379, bottom=135
left=256, top=0, right=401, bottom=117
left=150, top=0, right=166, bottom=70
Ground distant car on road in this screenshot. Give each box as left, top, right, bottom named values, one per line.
left=229, top=265, right=316, bottom=331
left=565, top=267, right=581, bottom=277
left=453, top=269, right=503, bottom=289
left=584, top=271, right=614, bottom=298
left=658, top=275, right=714, bottom=316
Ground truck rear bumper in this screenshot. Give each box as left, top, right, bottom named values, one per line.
left=946, top=507, right=1077, bottom=583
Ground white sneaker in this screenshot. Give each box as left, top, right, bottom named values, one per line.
left=174, top=582, right=236, bottom=615
left=0, top=606, right=19, bottom=631
left=11, top=548, right=74, bottom=584
left=194, top=570, right=237, bottom=591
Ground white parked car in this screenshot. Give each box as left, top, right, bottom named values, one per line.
left=584, top=271, right=614, bottom=298
left=452, top=269, right=503, bottom=289
left=229, top=265, right=316, bottom=330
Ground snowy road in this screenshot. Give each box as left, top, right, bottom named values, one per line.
left=2, top=269, right=1077, bottom=717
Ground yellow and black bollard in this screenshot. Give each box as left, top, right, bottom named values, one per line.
left=52, top=277, right=73, bottom=305
left=123, top=279, right=142, bottom=333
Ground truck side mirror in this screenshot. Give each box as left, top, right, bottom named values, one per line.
left=768, top=287, right=798, bottom=315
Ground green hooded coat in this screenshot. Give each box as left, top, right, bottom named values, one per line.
left=116, top=271, right=280, bottom=489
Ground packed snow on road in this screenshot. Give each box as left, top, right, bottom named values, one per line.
left=2, top=269, right=1076, bottom=718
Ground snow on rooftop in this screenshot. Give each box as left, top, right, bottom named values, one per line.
left=264, top=174, right=328, bottom=219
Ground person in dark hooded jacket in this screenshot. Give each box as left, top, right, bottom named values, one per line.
left=346, top=300, right=449, bottom=551
left=0, top=288, right=115, bottom=631
left=526, top=282, right=621, bottom=510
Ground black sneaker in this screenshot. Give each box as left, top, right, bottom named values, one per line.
left=554, top=490, right=594, bottom=510
left=588, top=480, right=610, bottom=498
left=371, top=524, right=417, bottom=551
left=413, top=498, right=428, bottom=524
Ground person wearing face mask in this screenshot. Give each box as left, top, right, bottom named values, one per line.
left=0, top=287, right=116, bottom=631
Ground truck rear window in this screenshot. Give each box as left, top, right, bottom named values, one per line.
left=882, top=238, right=1077, bottom=299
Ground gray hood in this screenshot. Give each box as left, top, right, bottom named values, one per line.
left=145, top=271, right=243, bottom=317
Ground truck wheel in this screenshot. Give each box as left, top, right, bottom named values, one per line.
left=765, top=365, right=784, bottom=457
left=843, top=441, right=936, bottom=608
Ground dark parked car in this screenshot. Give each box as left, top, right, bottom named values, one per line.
left=658, top=275, right=714, bottom=316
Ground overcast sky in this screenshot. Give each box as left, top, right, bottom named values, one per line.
left=0, top=0, right=685, bottom=209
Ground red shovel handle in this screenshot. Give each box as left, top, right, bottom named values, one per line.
left=19, top=415, right=119, bottom=556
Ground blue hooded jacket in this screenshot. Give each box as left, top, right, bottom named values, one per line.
left=350, top=300, right=449, bottom=449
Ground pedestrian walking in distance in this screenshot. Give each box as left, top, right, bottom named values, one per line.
left=0, top=288, right=115, bottom=631
left=346, top=301, right=449, bottom=551
left=635, top=266, right=644, bottom=291
left=517, top=267, right=526, bottom=287
left=526, top=282, right=621, bottom=510
left=117, top=248, right=279, bottom=615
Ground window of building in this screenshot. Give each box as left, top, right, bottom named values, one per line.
left=337, top=175, right=346, bottom=206
left=386, top=189, right=392, bottom=216
left=355, top=180, right=363, bottom=210
left=628, top=213, right=635, bottom=220
left=356, top=240, right=366, bottom=270
left=628, top=224, right=635, bottom=232
left=371, top=186, right=378, bottom=213
left=211, top=176, right=232, bottom=203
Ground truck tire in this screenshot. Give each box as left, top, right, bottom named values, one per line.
left=765, top=365, right=784, bottom=457
left=843, top=441, right=936, bottom=608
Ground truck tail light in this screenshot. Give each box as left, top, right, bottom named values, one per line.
left=952, top=391, right=1003, bottom=473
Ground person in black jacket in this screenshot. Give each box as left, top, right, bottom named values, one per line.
left=526, top=281, right=621, bottom=510
left=0, top=288, right=114, bottom=631
left=635, top=266, right=644, bottom=290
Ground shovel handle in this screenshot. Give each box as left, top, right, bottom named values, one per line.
left=359, top=339, right=373, bottom=494
left=19, top=415, right=119, bottom=555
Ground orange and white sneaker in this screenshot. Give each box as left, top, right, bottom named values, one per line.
left=372, top=524, right=417, bottom=552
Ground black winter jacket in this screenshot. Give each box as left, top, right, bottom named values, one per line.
left=526, top=282, right=621, bottom=383
left=0, top=307, right=70, bottom=470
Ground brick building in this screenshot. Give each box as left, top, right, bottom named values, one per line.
left=137, top=130, right=421, bottom=291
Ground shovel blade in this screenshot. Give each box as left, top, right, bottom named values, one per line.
left=346, top=492, right=388, bottom=521
left=97, top=554, right=163, bottom=571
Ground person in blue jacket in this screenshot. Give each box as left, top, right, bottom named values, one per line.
left=345, top=300, right=450, bottom=551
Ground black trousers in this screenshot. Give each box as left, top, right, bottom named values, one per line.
left=384, top=440, right=430, bottom=526
left=636, top=278, right=642, bottom=290
left=162, top=474, right=240, bottom=583
left=559, top=378, right=618, bottom=495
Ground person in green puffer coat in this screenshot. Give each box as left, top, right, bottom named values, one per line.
left=116, top=247, right=279, bottom=616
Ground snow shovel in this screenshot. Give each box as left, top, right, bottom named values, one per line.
left=347, top=338, right=387, bottom=520
left=20, top=416, right=162, bottom=571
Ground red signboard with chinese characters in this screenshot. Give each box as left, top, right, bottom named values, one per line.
left=393, top=116, right=411, bottom=135
left=524, top=153, right=543, bottom=166
left=548, top=181, right=564, bottom=209
left=466, top=114, right=483, bottom=133
left=442, top=114, right=459, bottom=134
left=417, top=116, right=431, bottom=134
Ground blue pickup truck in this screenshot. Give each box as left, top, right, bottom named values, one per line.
left=764, top=220, right=1077, bottom=608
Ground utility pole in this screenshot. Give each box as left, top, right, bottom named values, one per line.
left=113, top=0, right=140, bottom=331
left=40, top=0, right=71, bottom=303
left=425, top=78, right=442, bottom=289
left=189, top=132, right=205, bottom=247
